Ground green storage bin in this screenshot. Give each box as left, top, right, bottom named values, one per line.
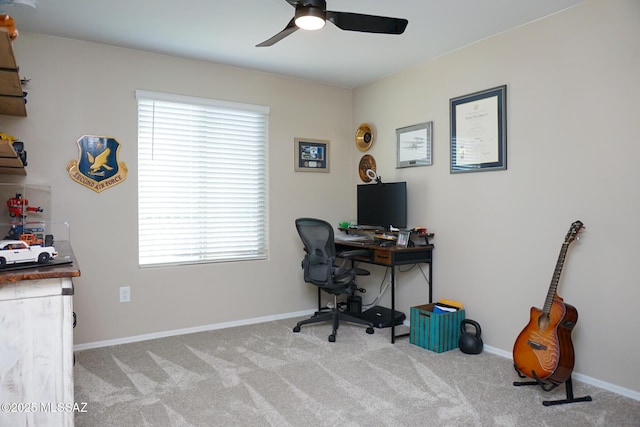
left=410, top=303, right=465, bottom=353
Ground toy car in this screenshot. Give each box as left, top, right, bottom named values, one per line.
left=0, top=239, right=57, bottom=266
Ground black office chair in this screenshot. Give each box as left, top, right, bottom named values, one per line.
left=293, top=218, right=375, bottom=342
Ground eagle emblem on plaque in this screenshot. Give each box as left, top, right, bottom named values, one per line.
left=67, top=135, right=128, bottom=192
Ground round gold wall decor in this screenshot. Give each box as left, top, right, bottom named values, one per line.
left=355, top=123, right=374, bottom=151
left=358, top=154, right=377, bottom=182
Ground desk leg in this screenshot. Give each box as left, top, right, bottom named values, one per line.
left=429, top=257, right=433, bottom=303
left=390, top=258, right=432, bottom=344
left=391, top=265, right=396, bottom=344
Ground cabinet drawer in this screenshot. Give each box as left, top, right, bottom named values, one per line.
left=373, top=250, right=392, bottom=266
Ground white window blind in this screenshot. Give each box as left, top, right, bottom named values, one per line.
left=136, top=90, right=269, bottom=267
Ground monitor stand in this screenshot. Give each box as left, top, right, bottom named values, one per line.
left=359, top=305, right=406, bottom=329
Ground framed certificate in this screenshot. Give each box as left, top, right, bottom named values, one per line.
left=450, top=85, right=507, bottom=173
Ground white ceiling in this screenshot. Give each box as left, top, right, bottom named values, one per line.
left=5, top=0, right=583, bottom=88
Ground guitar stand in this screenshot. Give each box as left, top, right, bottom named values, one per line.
left=513, top=366, right=592, bottom=406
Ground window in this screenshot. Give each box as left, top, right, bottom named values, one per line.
left=136, top=90, right=269, bottom=267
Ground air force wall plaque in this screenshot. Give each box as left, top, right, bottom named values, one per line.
left=67, top=135, right=128, bottom=192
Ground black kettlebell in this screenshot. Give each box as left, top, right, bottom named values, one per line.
left=459, top=319, right=483, bottom=354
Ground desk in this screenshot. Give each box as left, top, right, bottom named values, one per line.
left=335, top=240, right=433, bottom=343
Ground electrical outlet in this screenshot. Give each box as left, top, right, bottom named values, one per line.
left=119, top=286, right=131, bottom=303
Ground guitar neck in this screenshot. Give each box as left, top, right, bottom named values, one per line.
left=542, top=242, right=569, bottom=314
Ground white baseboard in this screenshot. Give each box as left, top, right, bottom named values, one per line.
left=75, top=312, right=639, bottom=402
left=73, top=309, right=315, bottom=351
left=482, top=344, right=640, bottom=402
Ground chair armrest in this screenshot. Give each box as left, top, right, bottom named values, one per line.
left=334, top=249, right=371, bottom=281
left=338, top=249, right=370, bottom=259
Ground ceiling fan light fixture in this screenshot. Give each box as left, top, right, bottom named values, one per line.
left=295, top=6, right=326, bottom=31
left=256, top=0, right=408, bottom=47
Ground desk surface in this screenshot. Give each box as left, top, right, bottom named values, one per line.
left=336, top=240, right=434, bottom=266
left=337, top=240, right=434, bottom=252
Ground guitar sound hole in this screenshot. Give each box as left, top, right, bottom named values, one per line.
left=537, top=314, right=551, bottom=330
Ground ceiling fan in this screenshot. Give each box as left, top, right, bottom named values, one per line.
left=257, top=0, right=408, bottom=47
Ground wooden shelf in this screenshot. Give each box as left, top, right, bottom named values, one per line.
left=0, top=138, right=25, bottom=175
left=0, top=31, right=27, bottom=175
left=0, top=31, right=17, bottom=69
left=0, top=31, right=26, bottom=117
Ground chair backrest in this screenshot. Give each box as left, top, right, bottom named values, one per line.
left=295, top=218, right=336, bottom=287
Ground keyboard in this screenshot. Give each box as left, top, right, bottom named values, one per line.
left=335, top=234, right=373, bottom=243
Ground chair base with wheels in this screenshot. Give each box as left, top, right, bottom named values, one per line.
left=293, top=293, right=374, bottom=342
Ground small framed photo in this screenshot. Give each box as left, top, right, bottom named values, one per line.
left=295, top=138, right=329, bottom=172
left=396, top=122, right=433, bottom=168
left=397, top=231, right=410, bottom=248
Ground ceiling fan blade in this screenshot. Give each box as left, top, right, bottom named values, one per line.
left=256, top=18, right=299, bottom=47
left=326, top=11, right=408, bottom=34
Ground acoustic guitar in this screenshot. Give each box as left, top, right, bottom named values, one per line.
left=512, top=220, right=584, bottom=386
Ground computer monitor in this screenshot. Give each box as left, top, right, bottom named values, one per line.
left=357, top=182, right=407, bottom=230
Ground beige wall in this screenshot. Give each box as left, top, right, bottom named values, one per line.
left=353, top=0, right=640, bottom=394
left=2, top=0, right=638, bottom=397
left=3, top=33, right=356, bottom=346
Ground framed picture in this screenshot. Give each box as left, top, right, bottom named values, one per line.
left=396, top=122, right=433, bottom=168
left=396, top=231, right=410, bottom=248
left=450, top=85, right=507, bottom=173
left=294, top=138, right=329, bottom=172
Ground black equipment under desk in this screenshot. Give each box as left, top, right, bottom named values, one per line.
left=334, top=240, right=434, bottom=343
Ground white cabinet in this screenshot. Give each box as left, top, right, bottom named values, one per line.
left=0, top=259, right=79, bottom=427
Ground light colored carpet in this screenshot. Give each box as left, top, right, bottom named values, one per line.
left=74, top=318, right=640, bottom=426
